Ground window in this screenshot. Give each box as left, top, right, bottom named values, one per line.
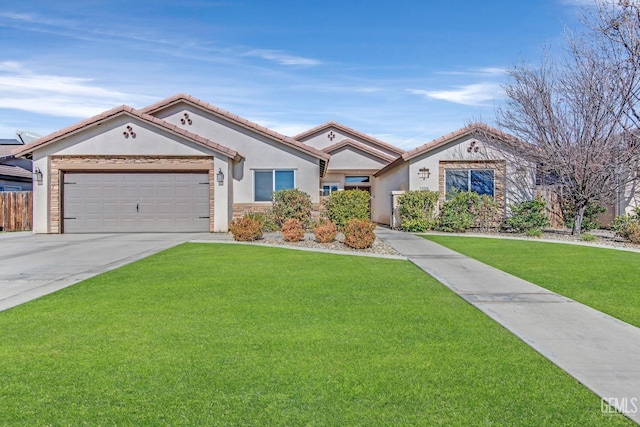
left=445, top=169, right=494, bottom=198
left=345, top=176, right=370, bottom=183
left=254, top=170, right=294, bottom=201
left=322, top=183, right=339, bottom=196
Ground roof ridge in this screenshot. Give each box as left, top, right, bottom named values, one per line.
left=323, top=138, right=397, bottom=163
left=13, top=105, right=240, bottom=160
left=140, top=94, right=330, bottom=161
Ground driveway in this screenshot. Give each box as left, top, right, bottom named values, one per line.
left=0, top=232, right=208, bottom=312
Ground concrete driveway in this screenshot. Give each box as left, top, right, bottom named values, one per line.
left=0, top=232, right=208, bottom=312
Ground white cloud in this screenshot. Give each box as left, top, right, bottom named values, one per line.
left=244, top=49, right=322, bottom=66
left=0, top=62, right=152, bottom=117
left=407, top=83, right=505, bottom=106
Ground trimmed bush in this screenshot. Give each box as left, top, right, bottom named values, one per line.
left=506, top=198, right=549, bottom=233
left=245, top=211, right=279, bottom=232
left=281, top=218, right=305, bottom=242
left=397, top=190, right=439, bottom=232
left=272, top=189, right=312, bottom=227
left=342, top=219, right=376, bottom=249
left=313, top=219, right=338, bottom=243
left=230, top=216, right=263, bottom=241
left=614, top=207, right=640, bottom=244
left=438, top=190, right=500, bottom=233
left=324, top=190, right=370, bottom=230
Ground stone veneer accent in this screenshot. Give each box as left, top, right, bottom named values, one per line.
left=438, top=160, right=506, bottom=210
left=49, top=155, right=215, bottom=233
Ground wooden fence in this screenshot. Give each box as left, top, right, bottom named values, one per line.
left=0, top=191, right=32, bottom=231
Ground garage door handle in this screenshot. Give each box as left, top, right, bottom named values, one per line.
left=136, top=204, right=139, bottom=212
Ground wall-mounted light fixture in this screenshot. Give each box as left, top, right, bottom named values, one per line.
left=33, top=167, right=43, bottom=185
left=418, top=167, right=430, bottom=180
left=216, top=168, right=224, bottom=186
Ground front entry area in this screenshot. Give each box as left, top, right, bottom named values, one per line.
left=62, top=172, right=210, bottom=233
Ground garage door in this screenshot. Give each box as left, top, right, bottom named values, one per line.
left=63, top=172, right=210, bottom=233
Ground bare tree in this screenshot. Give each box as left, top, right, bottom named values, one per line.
left=497, top=1, right=640, bottom=235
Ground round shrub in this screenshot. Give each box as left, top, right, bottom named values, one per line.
left=230, top=216, right=263, bottom=241
left=281, top=218, right=305, bottom=242
left=506, top=198, right=549, bottom=233
left=313, top=219, right=338, bottom=243
left=342, top=219, right=376, bottom=249
left=272, top=188, right=312, bottom=227
left=324, top=190, right=370, bottom=230
left=614, top=207, right=640, bottom=244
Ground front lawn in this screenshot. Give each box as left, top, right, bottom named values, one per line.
left=0, top=244, right=630, bottom=425
left=424, top=235, right=640, bottom=328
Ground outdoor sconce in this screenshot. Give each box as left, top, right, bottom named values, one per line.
left=418, top=167, right=430, bottom=180
left=33, top=167, right=43, bottom=185
left=216, top=168, right=224, bottom=186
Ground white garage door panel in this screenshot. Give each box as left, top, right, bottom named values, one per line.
left=63, top=172, right=210, bottom=233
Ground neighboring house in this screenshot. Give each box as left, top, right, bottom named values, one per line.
left=0, top=137, right=33, bottom=192
left=14, top=94, right=540, bottom=234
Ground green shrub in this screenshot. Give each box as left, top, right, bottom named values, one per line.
left=580, top=233, right=597, bottom=242
left=397, top=190, right=439, bottom=232
left=506, top=198, right=549, bottom=233
left=563, top=201, right=606, bottom=232
left=342, top=219, right=376, bottom=249
left=324, top=190, right=370, bottom=230
left=613, top=207, right=640, bottom=244
left=438, top=190, right=499, bottom=233
left=526, top=228, right=543, bottom=238
left=230, top=216, right=263, bottom=241
left=281, top=218, right=305, bottom=242
left=245, top=211, right=279, bottom=232
left=272, top=189, right=312, bottom=227
left=313, top=219, right=338, bottom=243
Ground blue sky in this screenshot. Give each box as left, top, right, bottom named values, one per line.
left=0, top=0, right=592, bottom=149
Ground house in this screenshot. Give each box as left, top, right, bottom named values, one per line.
left=14, top=94, right=538, bottom=234
left=0, top=136, right=33, bottom=192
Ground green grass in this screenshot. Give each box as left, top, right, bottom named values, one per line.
left=0, top=244, right=631, bottom=426
left=424, top=235, right=640, bottom=328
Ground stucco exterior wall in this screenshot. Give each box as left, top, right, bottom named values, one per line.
left=326, top=147, right=388, bottom=171
left=371, top=162, right=408, bottom=225
left=407, top=134, right=536, bottom=209
left=301, top=127, right=400, bottom=158
left=28, top=115, right=233, bottom=233
left=152, top=105, right=321, bottom=204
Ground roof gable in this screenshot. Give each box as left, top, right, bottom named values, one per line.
left=323, top=139, right=397, bottom=164
left=140, top=94, right=329, bottom=161
left=294, top=121, right=405, bottom=156
left=403, top=122, right=524, bottom=161
left=13, top=105, right=241, bottom=161
left=375, top=123, right=526, bottom=177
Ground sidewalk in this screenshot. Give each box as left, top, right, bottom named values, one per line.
left=375, top=228, right=640, bottom=424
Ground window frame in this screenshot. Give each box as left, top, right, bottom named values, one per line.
left=253, top=169, right=296, bottom=202
left=321, top=182, right=340, bottom=197
left=445, top=169, right=495, bottom=199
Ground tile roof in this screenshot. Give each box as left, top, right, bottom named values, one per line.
left=374, top=123, right=526, bottom=177
left=402, top=122, right=524, bottom=161
left=0, top=164, right=32, bottom=179
left=12, top=105, right=242, bottom=161
left=140, top=94, right=330, bottom=161
left=323, top=139, right=397, bottom=163
left=294, top=121, right=405, bottom=156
